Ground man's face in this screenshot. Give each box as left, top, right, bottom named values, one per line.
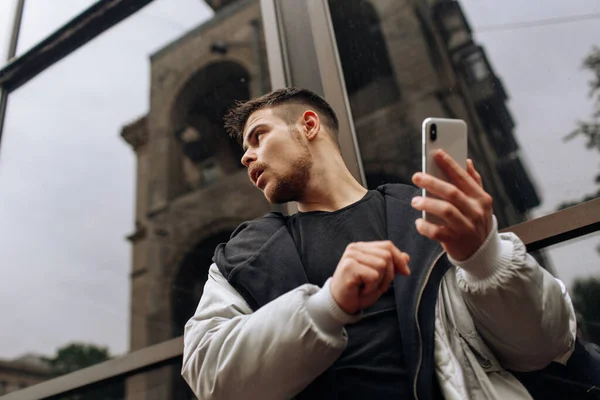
left=241, top=107, right=313, bottom=204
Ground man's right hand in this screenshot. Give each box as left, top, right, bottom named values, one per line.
left=330, top=241, right=411, bottom=315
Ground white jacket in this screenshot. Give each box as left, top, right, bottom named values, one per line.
left=181, top=220, right=576, bottom=399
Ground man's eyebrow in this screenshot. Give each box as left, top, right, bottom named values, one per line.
left=242, top=124, right=265, bottom=151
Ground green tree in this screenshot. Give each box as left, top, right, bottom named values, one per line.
left=45, top=343, right=124, bottom=400
left=47, top=343, right=111, bottom=376
left=559, top=46, right=600, bottom=210
left=571, top=277, right=600, bottom=345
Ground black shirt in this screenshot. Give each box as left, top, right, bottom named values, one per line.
left=288, top=190, right=409, bottom=398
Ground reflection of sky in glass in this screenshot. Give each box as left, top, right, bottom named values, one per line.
left=459, top=0, right=600, bottom=301
left=16, top=0, right=100, bottom=56
left=0, top=0, right=213, bottom=359
left=0, top=0, right=598, bottom=364
left=548, top=231, right=600, bottom=273
left=460, top=0, right=600, bottom=214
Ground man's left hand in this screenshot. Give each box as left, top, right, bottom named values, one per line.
left=410, top=150, right=494, bottom=261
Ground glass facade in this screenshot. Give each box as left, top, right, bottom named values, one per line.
left=329, top=0, right=541, bottom=229
left=547, top=232, right=600, bottom=344
left=0, top=0, right=599, bottom=398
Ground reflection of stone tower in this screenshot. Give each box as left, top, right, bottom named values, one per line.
left=121, top=0, right=545, bottom=398
left=121, top=1, right=270, bottom=398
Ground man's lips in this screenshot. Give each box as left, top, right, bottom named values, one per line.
left=255, top=171, right=265, bottom=188
left=250, top=167, right=264, bottom=186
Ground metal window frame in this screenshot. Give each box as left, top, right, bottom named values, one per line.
left=500, top=198, right=600, bottom=252
left=0, top=0, right=156, bottom=93
left=261, top=0, right=366, bottom=215
left=1, top=1, right=600, bottom=399
left=0, top=0, right=25, bottom=157
left=0, top=0, right=157, bottom=155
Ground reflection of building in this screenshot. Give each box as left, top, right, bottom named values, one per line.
left=0, top=354, right=53, bottom=396
left=120, top=0, right=544, bottom=397
left=430, top=0, right=542, bottom=219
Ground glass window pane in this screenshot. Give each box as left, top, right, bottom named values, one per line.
left=0, top=0, right=272, bottom=389
left=329, top=0, right=600, bottom=230
left=12, top=0, right=214, bottom=57
left=3, top=0, right=599, bottom=398
left=514, top=232, right=600, bottom=398
left=15, top=0, right=98, bottom=57
left=543, top=231, right=600, bottom=345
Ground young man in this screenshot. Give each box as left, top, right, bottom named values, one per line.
left=181, top=88, right=576, bottom=399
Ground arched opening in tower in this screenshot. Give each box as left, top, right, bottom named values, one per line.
left=172, top=61, right=251, bottom=190
left=169, top=229, right=234, bottom=399
left=171, top=230, right=234, bottom=337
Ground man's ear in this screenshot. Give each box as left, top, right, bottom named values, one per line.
left=302, top=110, right=320, bottom=141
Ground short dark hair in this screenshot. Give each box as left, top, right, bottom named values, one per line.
left=224, top=87, right=339, bottom=144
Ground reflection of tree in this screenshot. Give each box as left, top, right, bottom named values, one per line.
left=45, top=343, right=124, bottom=400
left=47, top=343, right=109, bottom=375
left=559, top=47, right=600, bottom=210
left=572, top=277, right=600, bottom=345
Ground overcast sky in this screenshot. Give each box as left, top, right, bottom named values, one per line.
left=0, top=0, right=598, bottom=361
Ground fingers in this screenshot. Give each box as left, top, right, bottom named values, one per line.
left=354, top=245, right=397, bottom=288
left=389, top=243, right=411, bottom=276
left=344, top=241, right=410, bottom=289
left=352, top=263, right=382, bottom=296
left=343, top=244, right=387, bottom=294
left=467, top=159, right=482, bottom=187
left=432, top=150, right=482, bottom=197
left=412, top=153, right=492, bottom=222
left=332, top=241, right=411, bottom=314
left=411, top=196, right=474, bottom=231
left=412, top=173, right=478, bottom=219
left=415, top=218, right=455, bottom=242
left=348, top=246, right=390, bottom=270
left=363, top=241, right=411, bottom=276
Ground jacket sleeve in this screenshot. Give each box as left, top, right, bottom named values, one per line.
left=181, top=264, right=358, bottom=400
left=450, top=217, right=577, bottom=372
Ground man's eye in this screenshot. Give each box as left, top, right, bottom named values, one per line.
left=256, top=132, right=264, bottom=142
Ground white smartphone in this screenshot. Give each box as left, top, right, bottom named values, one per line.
left=422, top=118, right=468, bottom=225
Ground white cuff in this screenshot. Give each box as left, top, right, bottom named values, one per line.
left=450, top=216, right=516, bottom=290
left=306, top=278, right=362, bottom=335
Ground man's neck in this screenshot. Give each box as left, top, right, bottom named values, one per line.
left=296, top=168, right=368, bottom=213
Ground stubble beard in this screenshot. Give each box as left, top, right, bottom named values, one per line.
left=265, top=132, right=313, bottom=204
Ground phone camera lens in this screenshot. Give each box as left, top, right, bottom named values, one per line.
left=430, top=124, right=437, bottom=141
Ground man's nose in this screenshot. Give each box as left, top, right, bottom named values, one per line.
left=241, top=149, right=256, bottom=168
